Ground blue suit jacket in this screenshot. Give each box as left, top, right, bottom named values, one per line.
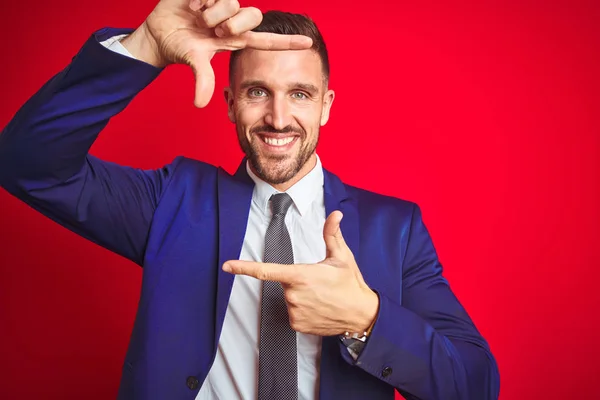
left=0, top=28, right=500, bottom=400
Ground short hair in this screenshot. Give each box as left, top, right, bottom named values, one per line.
left=228, top=10, right=330, bottom=85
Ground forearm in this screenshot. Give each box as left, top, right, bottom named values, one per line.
left=0, top=27, right=162, bottom=193
left=342, top=292, right=500, bottom=400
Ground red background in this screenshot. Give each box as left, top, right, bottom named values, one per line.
left=1, top=0, right=599, bottom=399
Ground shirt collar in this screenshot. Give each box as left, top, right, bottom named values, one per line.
left=246, top=154, right=324, bottom=217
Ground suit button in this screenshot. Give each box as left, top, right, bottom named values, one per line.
left=186, top=376, right=199, bottom=390
left=382, top=366, right=393, bottom=378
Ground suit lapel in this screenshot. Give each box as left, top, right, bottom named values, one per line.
left=214, top=161, right=254, bottom=350
left=214, top=163, right=362, bottom=399
left=320, top=168, right=361, bottom=400
left=323, top=168, right=359, bottom=261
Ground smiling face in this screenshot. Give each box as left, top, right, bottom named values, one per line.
left=225, top=48, right=335, bottom=188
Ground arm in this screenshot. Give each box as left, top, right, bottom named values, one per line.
left=346, top=205, right=500, bottom=400
left=0, top=28, right=177, bottom=265
left=0, top=1, right=316, bottom=266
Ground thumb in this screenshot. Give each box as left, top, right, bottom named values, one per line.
left=189, top=57, right=215, bottom=108
left=323, top=210, right=347, bottom=259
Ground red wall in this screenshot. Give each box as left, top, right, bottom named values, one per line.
left=1, top=0, right=599, bottom=399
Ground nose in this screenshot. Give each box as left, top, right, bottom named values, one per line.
left=264, top=94, right=293, bottom=130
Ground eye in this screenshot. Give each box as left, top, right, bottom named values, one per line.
left=291, top=92, right=308, bottom=100
left=248, top=88, right=267, bottom=97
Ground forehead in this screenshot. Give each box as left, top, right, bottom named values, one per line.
left=233, top=48, right=324, bottom=89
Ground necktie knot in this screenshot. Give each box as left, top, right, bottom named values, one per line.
left=270, top=193, right=294, bottom=217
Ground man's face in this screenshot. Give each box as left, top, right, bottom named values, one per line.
left=225, top=49, right=335, bottom=185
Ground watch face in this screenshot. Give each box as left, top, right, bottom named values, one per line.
left=339, top=334, right=368, bottom=359
left=340, top=335, right=367, bottom=347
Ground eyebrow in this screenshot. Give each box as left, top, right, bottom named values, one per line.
left=239, top=80, right=320, bottom=95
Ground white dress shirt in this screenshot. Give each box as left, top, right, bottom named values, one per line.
left=197, top=158, right=326, bottom=400
left=100, top=36, right=328, bottom=400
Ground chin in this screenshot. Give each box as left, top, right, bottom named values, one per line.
left=252, top=154, right=299, bottom=185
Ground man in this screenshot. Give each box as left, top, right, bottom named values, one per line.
left=0, top=0, right=500, bottom=399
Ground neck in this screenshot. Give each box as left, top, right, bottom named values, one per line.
left=252, top=154, right=318, bottom=192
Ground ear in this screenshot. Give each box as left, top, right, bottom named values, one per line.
left=223, top=87, right=236, bottom=123
left=320, top=89, right=335, bottom=126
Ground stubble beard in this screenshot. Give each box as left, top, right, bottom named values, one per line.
left=238, top=128, right=318, bottom=185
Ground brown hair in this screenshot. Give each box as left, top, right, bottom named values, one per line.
left=228, top=10, right=330, bottom=84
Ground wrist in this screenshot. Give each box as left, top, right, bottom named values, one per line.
left=120, top=22, right=166, bottom=68
left=350, top=288, right=379, bottom=333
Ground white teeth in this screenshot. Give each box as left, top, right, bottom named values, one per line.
left=263, top=136, right=294, bottom=146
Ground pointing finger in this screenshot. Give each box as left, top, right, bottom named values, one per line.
left=245, top=31, right=313, bottom=50
left=216, top=31, right=312, bottom=51
left=223, top=260, right=302, bottom=285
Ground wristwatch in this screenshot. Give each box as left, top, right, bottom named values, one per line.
left=343, top=330, right=369, bottom=342
left=339, top=319, right=376, bottom=359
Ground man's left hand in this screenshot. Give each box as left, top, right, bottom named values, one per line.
left=223, top=211, right=379, bottom=337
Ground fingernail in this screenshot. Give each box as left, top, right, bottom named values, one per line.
left=214, top=27, right=225, bottom=37
left=223, top=263, right=232, bottom=272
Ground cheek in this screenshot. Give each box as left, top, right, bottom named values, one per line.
left=235, top=103, right=265, bottom=128
left=294, top=108, right=322, bottom=140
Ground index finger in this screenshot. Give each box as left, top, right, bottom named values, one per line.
left=223, top=260, right=302, bottom=284
left=245, top=31, right=313, bottom=50
left=217, top=31, right=313, bottom=51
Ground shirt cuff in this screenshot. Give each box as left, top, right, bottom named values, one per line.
left=99, top=34, right=135, bottom=59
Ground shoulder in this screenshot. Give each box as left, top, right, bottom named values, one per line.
left=343, top=181, right=419, bottom=223
left=165, top=155, right=219, bottom=178
left=169, top=155, right=217, bottom=173
left=155, top=156, right=220, bottom=194
left=347, top=183, right=415, bottom=209
left=323, top=167, right=420, bottom=223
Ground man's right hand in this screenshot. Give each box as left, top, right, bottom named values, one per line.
left=121, top=0, right=313, bottom=108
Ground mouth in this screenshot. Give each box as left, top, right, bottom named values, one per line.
left=256, top=134, right=300, bottom=153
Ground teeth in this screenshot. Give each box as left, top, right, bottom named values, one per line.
left=263, top=136, right=294, bottom=146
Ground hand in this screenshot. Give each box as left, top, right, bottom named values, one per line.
left=121, top=0, right=313, bottom=107
left=223, top=211, right=379, bottom=336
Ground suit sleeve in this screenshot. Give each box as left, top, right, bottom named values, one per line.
left=343, top=205, right=500, bottom=400
left=0, top=27, right=179, bottom=266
